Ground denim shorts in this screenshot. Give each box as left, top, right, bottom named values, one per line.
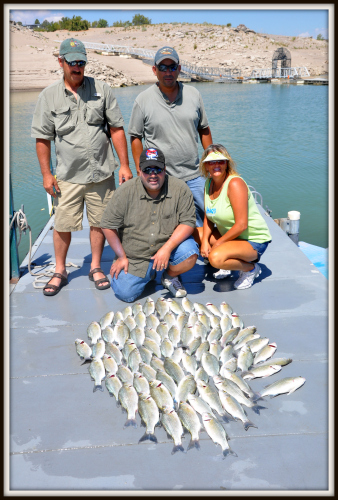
left=247, top=240, right=271, bottom=263
left=111, top=236, right=199, bottom=303
left=186, top=176, right=205, bottom=228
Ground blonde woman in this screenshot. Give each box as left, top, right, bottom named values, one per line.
left=194, top=144, right=272, bottom=289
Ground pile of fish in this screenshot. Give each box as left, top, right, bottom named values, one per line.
left=75, top=297, right=306, bottom=458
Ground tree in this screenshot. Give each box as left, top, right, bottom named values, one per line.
left=132, top=14, right=151, bottom=25
left=97, top=18, right=108, bottom=28
left=317, top=33, right=324, bottom=40
left=34, top=19, right=40, bottom=24
left=226, top=23, right=231, bottom=27
left=91, top=20, right=98, bottom=28
left=17, top=21, right=22, bottom=26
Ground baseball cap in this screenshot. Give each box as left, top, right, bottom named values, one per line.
left=154, top=46, right=179, bottom=65
left=139, top=148, right=166, bottom=171
left=202, top=151, right=229, bottom=163
left=59, top=38, right=87, bottom=63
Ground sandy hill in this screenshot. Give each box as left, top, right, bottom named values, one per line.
left=10, top=22, right=328, bottom=91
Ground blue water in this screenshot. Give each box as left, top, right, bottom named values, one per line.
left=10, top=82, right=328, bottom=265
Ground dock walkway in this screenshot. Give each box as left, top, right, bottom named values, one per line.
left=9, top=205, right=329, bottom=492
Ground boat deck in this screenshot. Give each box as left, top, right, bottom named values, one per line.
left=9, top=206, right=329, bottom=492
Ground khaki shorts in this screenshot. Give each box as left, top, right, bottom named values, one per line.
left=54, top=175, right=116, bottom=232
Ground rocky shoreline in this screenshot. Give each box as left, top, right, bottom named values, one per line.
left=10, top=21, right=328, bottom=91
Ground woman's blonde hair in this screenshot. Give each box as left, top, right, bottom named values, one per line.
left=199, top=143, right=238, bottom=178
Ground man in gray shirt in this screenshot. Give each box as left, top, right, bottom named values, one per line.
left=101, top=148, right=199, bottom=301
left=31, top=38, right=132, bottom=296
left=128, top=46, right=213, bottom=228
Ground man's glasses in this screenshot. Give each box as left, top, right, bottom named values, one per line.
left=156, top=63, right=179, bottom=72
left=65, top=60, right=86, bottom=67
left=142, top=166, right=164, bottom=175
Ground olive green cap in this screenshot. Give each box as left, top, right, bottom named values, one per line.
left=59, top=38, right=87, bottom=62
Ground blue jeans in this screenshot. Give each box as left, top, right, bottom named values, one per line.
left=247, top=240, right=271, bottom=263
left=186, top=176, right=205, bottom=228
left=111, top=236, right=199, bottom=303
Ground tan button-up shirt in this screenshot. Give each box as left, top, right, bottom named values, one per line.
left=100, top=175, right=196, bottom=278
left=31, top=77, right=124, bottom=184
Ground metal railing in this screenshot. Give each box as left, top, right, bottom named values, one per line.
left=250, top=66, right=310, bottom=78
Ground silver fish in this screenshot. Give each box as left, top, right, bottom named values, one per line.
left=133, top=372, right=150, bottom=394
left=206, top=302, right=222, bottom=318
left=138, top=393, right=159, bottom=443
left=168, top=325, right=180, bottom=348
left=114, top=320, right=129, bottom=349
left=128, top=347, right=142, bottom=373
left=196, top=380, right=226, bottom=418
left=234, top=333, right=260, bottom=351
left=139, top=346, right=153, bottom=365
left=143, top=297, right=155, bottom=316
left=105, top=373, right=122, bottom=400
left=258, top=357, right=292, bottom=368
left=122, top=305, right=133, bottom=320
left=105, top=342, right=122, bottom=365
left=146, top=313, right=160, bottom=330
left=209, top=341, right=223, bottom=360
left=156, top=369, right=178, bottom=400
left=145, top=327, right=162, bottom=345
left=118, top=383, right=138, bottom=427
left=161, top=405, right=185, bottom=454
left=149, top=380, right=174, bottom=409
left=220, top=302, right=233, bottom=317
left=187, top=335, right=202, bottom=356
left=220, top=315, right=233, bottom=333
left=139, top=362, right=157, bottom=382
left=187, top=393, right=214, bottom=417
left=116, top=364, right=133, bottom=384
left=188, top=311, right=199, bottom=326
left=237, top=345, right=254, bottom=371
left=202, top=412, right=237, bottom=458
left=219, top=391, right=257, bottom=431
left=198, top=312, right=211, bottom=331
left=167, top=298, right=185, bottom=316
left=164, top=357, right=185, bottom=384
left=122, top=339, right=137, bottom=363
left=242, top=364, right=282, bottom=380
left=232, top=326, right=257, bottom=345
left=92, top=335, right=106, bottom=359
left=220, top=327, right=240, bottom=347
left=155, top=297, right=170, bottom=319
left=176, top=313, right=189, bottom=333
left=150, top=355, right=165, bottom=372
left=129, top=326, right=145, bottom=348
left=201, top=352, right=220, bottom=377
left=207, top=326, right=222, bottom=344
left=75, top=339, right=92, bottom=362
left=134, top=311, right=146, bottom=329
left=87, top=321, right=101, bottom=345
left=102, top=354, right=118, bottom=374
left=181, top=325, right=194, bottom=347
left=176, top=374, right=197, bottom=405
left=181, top=351, right=198, bottom=376
left=195, top=341, right=210, bottom=362
left=182, top=296, right=194, bottom=314
left=163, top=311, right=176, bottom=329
left=99, top=311, right=114, bottom=330
left=259, top=376, right=306, bottom=398
left=254, top=343, right=277, bottom=365
left=221, top=368, right=255, bottom=399
left=221, top=357, right=237, bottom=373
left=220, top=345, right=234, bottom=365
left=88, top=358, right=105, bottom=392
left=231, top=313, right=244, bottom=329
left=161, top=338, right=174, bottom=358
left=132, top=302, right=143, bottom=316
left=194, top=366, right=209, bottom=384
left=156, top=322, right=169, bottom=341
left=112, top=310, right=124, bottom=325
left=177, top=402, right=202, bottom=451
left=210, top=315, right=221, bottom=329
left=171, top=347, right=183, bottom=365
left=246, top=337, right=270, bottom=354
left=144, top=337, right=161, bottom=359
left=124, top=315, right=137, bottom=333
left=193, top=302, right=213, bottom=318
left=214, top=376, right=261, bottom=413
left=101, top=325, right=115, bottom=344
left=192, top=322, right=207, bottom=342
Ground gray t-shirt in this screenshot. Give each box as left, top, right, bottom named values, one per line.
left=100, top=175, right=196, bottom=278
left=31, top=77, right=125, bottom=184
left=128, top=83, right=209, bottom=182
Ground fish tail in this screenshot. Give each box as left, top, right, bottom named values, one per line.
left=187, top=439, right=200, bottom=451
left=124, top=418, right=137, bottom=428
left=252, top=392, right=262, bottom=402
left=244, top=420, right=258, bottom=431
left=93, top=384, right=103, bottom=392
left=252, top=404, right=266, bottom=415
left=171, top=444, right=185, bottom=455
left=222, top=447, right=238, bottom=459
left=138, top=432, right=157, bottom=444
left=81, top=358, right=92, bottom=365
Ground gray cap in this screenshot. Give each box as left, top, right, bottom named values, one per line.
left=59, top=38, right=87, bottom=63
left=154, top=46, right=179, bottom=65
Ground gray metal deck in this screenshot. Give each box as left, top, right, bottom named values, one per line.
left=9, top=206, right=329, bottom=493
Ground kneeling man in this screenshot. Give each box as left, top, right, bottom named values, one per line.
left=101, top=148, right=199, bottom=302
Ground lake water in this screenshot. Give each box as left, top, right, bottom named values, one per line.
left=10, top=82, right=328, bottom=265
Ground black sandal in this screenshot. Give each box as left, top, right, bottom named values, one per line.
left=88, top=267, right=110, bottom=290
left=43, top=273, right=68, bottom=296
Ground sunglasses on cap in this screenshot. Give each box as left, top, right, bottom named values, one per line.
left=142, top=166, right=164, bottom=175
left=65, top=60, right=86, bottom=67
left=156, top=63, right=179, bottom=72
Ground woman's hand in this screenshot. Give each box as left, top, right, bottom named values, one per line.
left=200, top=239, right=211, bottom=258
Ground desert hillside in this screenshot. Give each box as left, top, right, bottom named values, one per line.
left=10, top=22, right=328, bottom=91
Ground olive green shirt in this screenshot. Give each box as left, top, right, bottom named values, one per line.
left=31, top=77, right=125, bottom=184
left=100, top=175, right=196, bottom=278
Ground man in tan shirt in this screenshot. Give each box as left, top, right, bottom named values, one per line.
left=31, top=38, right=132, bottom=296
left=101, top=148, right=199, bottom=301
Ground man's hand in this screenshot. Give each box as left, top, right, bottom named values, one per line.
left=43, top=172, right=60, bottom=198
left=110, top=257, right=129, bottom=279
left=118, top=165, right=133, bottom=185
left=200, top=240, right=211, bottom=258
left=150, top=246, right=171, bottom=271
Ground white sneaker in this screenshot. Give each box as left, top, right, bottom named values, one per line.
left=161, top=271, right=187, bottom=298
left=234, top=264, right=262, bottom=290
left=213, top=269, right=231, bottom=279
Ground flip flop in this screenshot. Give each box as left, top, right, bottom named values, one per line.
left=43, top=273, right=68, bottom=296
left=88, top=267, right=110, bottom=290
